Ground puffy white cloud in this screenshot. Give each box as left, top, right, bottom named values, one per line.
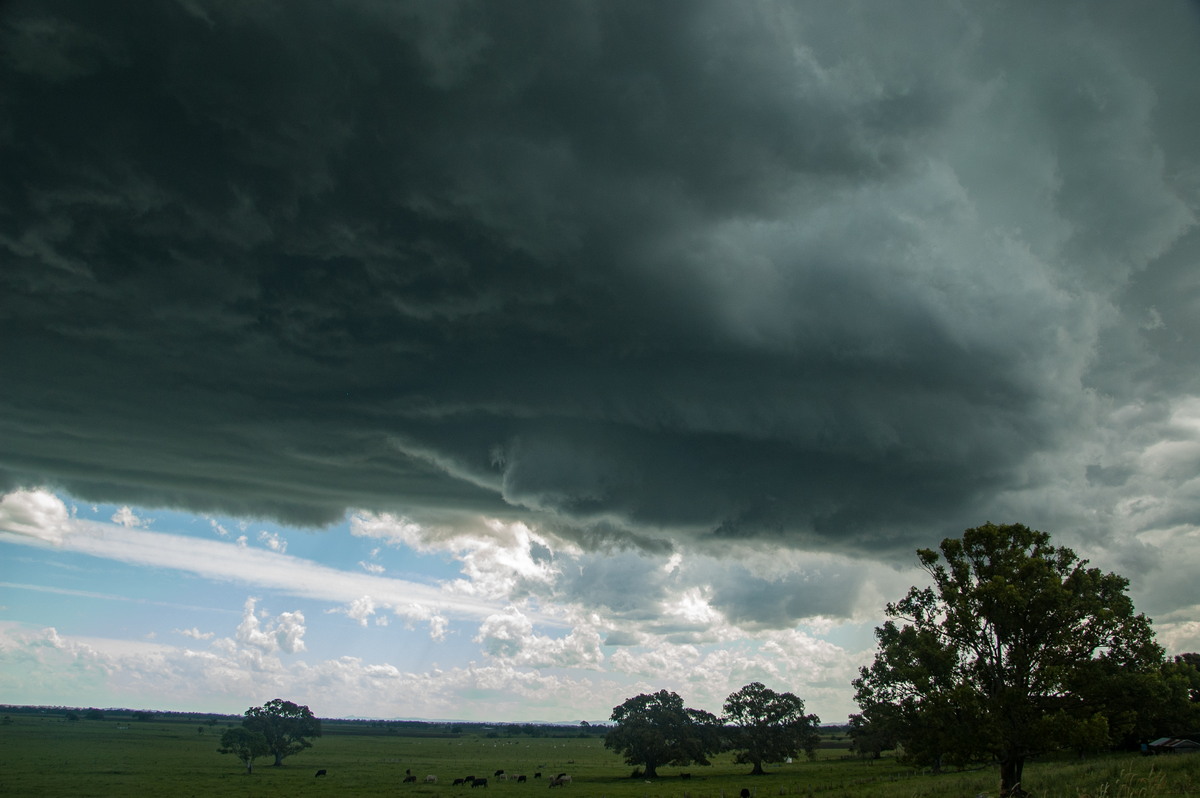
left=475, top=607, right=604, bottom=669
left=0, top=489, right=72, bottom=544
left=354, top=513, right=559, bottom=604
left=175, top=627, right=214, bottom=641
left=111, top=506, right=150, bottom=528
left=233, top=597, right=306, bottom=654
left=338, top=595, right=377, bottom=627
left=257, top=530, right=287, bottom=553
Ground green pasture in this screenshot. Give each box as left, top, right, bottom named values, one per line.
left=2, top=712, right=1199, bottom=797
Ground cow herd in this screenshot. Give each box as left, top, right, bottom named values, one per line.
left=387, top=768, right=570, bottom=787
left=313, top=767, right=747, bottom=791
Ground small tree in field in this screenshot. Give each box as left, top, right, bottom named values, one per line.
left=723, top=682, right=821, bottom=774
left=242, top=699, right=321, bottom=766
left=854, top=523, right=1162, bottom=798
left=218, top=726, right=269, bottom=773
left=604, top=690, right=722, bottom=778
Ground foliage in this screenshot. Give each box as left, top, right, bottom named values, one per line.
left=722, top=681, right=820, bottom=774
left=603, top=689, right=722, bottom=778
left=242, top=699, right=321, bottom=766
left=847, top=711, right=897, bottom=760
left=1145, top=654, right=1200, bottom=737
left=217, top=726, right=270, bottom=773
left=853, top=523, right=1163, bottom=798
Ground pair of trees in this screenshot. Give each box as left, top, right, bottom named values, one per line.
left=853, top=523, right=1171, bottom=798
left=218, top=699, right=321, bottom=773
left=605, top=682, right=820, bottom=778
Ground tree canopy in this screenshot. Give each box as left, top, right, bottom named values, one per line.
left=604, top=689, right=722, bottom=778
left=723, top=681, right=820, bottom=774
left=853, top=523, right=1162, bottom=798
left=847, top=710, right=898, bottom=760
left=217, top=726, right=270, bottom=774
left=242, top=699, right=321, bottom=767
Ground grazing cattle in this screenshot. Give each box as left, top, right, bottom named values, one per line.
left=471, top=777, right=489, bottom=788
left=534, top=772, right=542, bottom=779
left=402, top=775, right=417, bottom=783
left=315, top=769, right=327, bottom=777
left=549, top=774, right=571, bottom=787
left=453, top=778, right=466, bottom=786
left=496, top=774, right=508, bottom=781
left=740, top=790, right=751, bottom=798
left=517, top=775, right=528, bottom=783
left=494, top=769, right=505, bottom=776
left=425, top=775, right=437, bottom=783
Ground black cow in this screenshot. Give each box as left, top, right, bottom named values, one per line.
left=494, top=769, right=505, bottom=776
left=680, top=772, right=691, bottom=779
left=453, top=778, right=466, bottom=786
left=740, top=790, right=751, bottom=798
left=517, top=775, right=527, bottom=783
left=315, top=769, right=327, bottom=777
left=534, top=772, right=542, bottom=779
left=402, top=775, right=417, bottom=783
left=472, top=777, right=489, bottom=788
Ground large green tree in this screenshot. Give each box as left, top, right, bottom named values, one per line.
left=604, top=690, right=722, bottom=778
left=242, top=699, right=322, bottom=766
left=217, top=726, right=270, bottom=774
left=853, top=523, right=1162, bottom=798
left=722, top=682, right=820, bottom=774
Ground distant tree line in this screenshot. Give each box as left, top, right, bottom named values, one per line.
left=0, top=704, right=235, bottom=726
left=320, top=718, right=609, bottom=738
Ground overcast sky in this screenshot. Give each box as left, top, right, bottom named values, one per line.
left=2, top=0, right=1199, bottom=724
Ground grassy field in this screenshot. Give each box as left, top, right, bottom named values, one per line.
left=2, top=712, right=1199, bottom=797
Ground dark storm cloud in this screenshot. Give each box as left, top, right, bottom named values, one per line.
left=2, top=2, right=1198, bottom=558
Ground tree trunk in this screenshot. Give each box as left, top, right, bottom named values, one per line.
left=273, top=752, right=284, bottom=766
left=750, top=760, right=765, bottom=775
left=999, top=755, right=1026, bottom=797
